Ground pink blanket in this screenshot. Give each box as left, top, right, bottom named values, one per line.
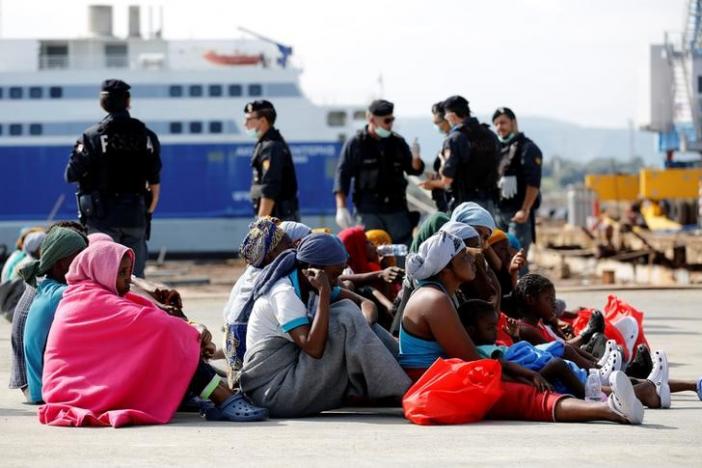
left=38, top=242, right=200, bottom=427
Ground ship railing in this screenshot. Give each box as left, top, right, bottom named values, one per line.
left=38, top=55, right=69, bottom=70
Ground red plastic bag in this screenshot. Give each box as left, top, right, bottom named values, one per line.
left=402, top=358, right=503, bottom=425
left=603, top=295, right=649, bottom=350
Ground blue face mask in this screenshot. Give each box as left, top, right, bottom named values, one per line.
left=245, top=127, right=259, bottom=138
left=374, top=126, right=391, bottom=138
left=498, top=132, right=516, bottom=144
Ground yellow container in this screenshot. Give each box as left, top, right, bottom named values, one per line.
left=584, top=174, right=639, bottom=201
left=639, top=168, right=702, bottom=199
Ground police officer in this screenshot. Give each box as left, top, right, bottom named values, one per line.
left=492, top=106, right=543, bottom=256
left=334, top=99, right=424, bottom=246
left=244, top=100, right=300, bottom=221
left=65, top=79, right=161, bottom=278
left=419, top=95, right=500, bottom=213
left=428, top=101, right=452, bottom=212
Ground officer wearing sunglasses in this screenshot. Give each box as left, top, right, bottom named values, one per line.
left=333, top=99, right=425, bottom=246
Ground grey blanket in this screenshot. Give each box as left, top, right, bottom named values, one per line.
left=239, top=300, right=411, bottom=418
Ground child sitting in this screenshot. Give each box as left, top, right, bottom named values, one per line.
left=460, top=299, right=588, bottom=396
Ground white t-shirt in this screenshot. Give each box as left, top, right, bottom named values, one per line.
left=245, top=276, right=309, bottom=351
left=223, top=265, right=260, bottom=324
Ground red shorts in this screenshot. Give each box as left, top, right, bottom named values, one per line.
left=404, top=368, right=565, bottom=422
left=487, top=381, right=565, bottom=422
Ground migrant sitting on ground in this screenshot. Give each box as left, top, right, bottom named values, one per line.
left=224, top=220, right=378, bottom=379
left=513, top=273, right=702, bottom=408
left=39, top=241, right=267, bottom=427
left=1, top=227, right=45, bottom=284
left=20, top=227, right=88, bottom=404
left=399, top=231, right=645, bottom=424
left=338, top=226, right=403, bottom=328
left=7, top=231, right=46, bottom=282
left=238, top=233, right=410, bottom=418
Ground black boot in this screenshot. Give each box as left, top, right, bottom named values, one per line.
left=580, top=332, right=608, bottom=359
left=626, top=344, right=653, bottom=379
left=579, top=310, right=605, bottom=343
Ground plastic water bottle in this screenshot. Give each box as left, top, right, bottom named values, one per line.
left=377, top=244, right=408, bottom=257
left=585, top=369, right=604, bottom=402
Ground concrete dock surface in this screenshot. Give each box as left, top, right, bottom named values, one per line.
left=1, top=289, right=701, bottom=467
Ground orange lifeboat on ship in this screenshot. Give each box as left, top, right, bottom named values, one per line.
left=203, top=50, right=263, bottom=66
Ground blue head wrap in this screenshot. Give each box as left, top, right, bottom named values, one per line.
left=450, top=202, right=496, bottom=233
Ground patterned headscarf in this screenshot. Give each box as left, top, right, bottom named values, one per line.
left=239, top=217, right=285, bottom=268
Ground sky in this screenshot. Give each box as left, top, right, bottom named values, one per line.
left=0, top=0, right=686, bottom=128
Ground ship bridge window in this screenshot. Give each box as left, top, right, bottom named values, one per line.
left=29, top=87, right=43, bottom=99
left=189, top=85, right=203, bottom=97
left=189, top=121, right=203, bottom=134
left=353, top=110, right=366, bottom=120
left=49, top=86, right=62, bottom=98
left=209, top=121, right=223, bottom=133
left=698, top=75, right=702, bottom=94
left=169, top=85, right=183, bottom=97
left=0, top=124, right=3, bottom=135
left=327, top=111, right=347, bottom=127
left=248, top=84, right=262, bottom=97
left=208, top=85, right=223, bottom=97
left=105, top=43, right=128, bottom=68
left=9, top=124, right=22, bottom=136
left=9, top=87, right=22, bottom=99
left=29, top=124, right=42, bottom=136
left=228, top=84, right=242, bottom=97
left=170, top=122, right=183, bottom=134
left=40, top=43, right=69, bottom=69
left=0, top=88, right=3, bottom=99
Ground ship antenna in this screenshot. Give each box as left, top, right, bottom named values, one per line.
left=238, top=26, right=293, bottom=68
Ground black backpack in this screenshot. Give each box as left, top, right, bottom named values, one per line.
left=457, top=120, right=501, bottom=194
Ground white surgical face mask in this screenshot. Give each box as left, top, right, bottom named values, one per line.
left=374, top=126, right=391, bottom=138
left=245, top=127, right=259, bottom=138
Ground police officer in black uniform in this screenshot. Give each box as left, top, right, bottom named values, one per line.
left=419, top=96, right=500, bottom=213
left=244, top=100, right=300, bottom=221
left=492, top=106, right=543, bottom=257
left=334, top=99, right=424, bottom=246
left=65, top=79, right=161, bottom=278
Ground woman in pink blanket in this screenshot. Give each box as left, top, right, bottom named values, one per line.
left=38, top=241, right=267, bottom=427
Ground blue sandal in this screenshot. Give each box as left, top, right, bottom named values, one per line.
left=203, top=392, right=268, bottom=422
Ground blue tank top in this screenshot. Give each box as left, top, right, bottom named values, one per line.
left=398, top=279, right=454, bottom=369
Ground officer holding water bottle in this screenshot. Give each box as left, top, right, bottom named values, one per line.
left=333, top=99, right=425, bottom=246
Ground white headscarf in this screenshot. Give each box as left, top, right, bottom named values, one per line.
left=450, top=202, right=496, bottom=233
left=406, top=231, right=465, bottom=281
left=439, top=221, right=479, bottom=241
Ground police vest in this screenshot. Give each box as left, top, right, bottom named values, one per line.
left=353, top=131, right=408, bottom=208
left=91, top=117, right=151, bottom=194
left=456, top=120, right=500, bottom=195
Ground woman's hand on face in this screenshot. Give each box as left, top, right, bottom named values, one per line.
left=380, top=266, right=404, bottom=283
left=303, top=268, right=330, bottom=292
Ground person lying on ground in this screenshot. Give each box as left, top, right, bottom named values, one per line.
left=238, top=233, right=410, bottom=417
left=399, top=231, right=645, bottom=424
left=39, top=241, right=266, bottom=427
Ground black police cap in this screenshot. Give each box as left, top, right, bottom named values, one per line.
left=492, top=106, right=517, bottom=122
left=368, top=99, right=394, bottom=117
left=101, top=79, right=131, bottom=94
left=244, top=100, right=275, bottom=114
left=442, top=95, right=470, bottom=115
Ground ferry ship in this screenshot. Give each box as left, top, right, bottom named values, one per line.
left=0, top=5, right=367, bottom=253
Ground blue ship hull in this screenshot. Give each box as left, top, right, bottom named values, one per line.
left=1, top=141, right=341, bottom=252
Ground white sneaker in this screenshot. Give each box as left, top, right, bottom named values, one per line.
left=597, top=340, right=618, bottom=367
left=647, top=350, right=671, bottom=409
left=599, top=350, right=623, bottom=386
left=607, top=370, right=644, bottom=425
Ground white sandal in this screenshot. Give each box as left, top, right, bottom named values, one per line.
left=647, top=350, right=671, bottom=409
left=607, top=370, right=644, bottom=424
